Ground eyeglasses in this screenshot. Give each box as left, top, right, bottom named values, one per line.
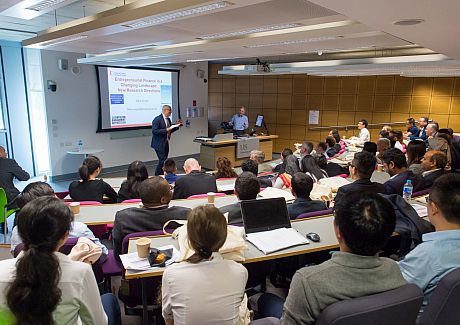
left=425, top=196, right=431, bottom=204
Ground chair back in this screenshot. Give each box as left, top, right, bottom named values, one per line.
left=419, top=268, right=460, bottom=325
left=121, top=199, right=141, bottom=204
left=296, top=209, right=333, bottom=220
left=187, top=193, right=226, bottom=199
left=216, top=177, right=237, bottom=181
left=55, top=191, right=69, bottom=199
left=249, top=318, right=281, bottom=325
left=413, top=189, right=430, bottom=197
left=314, top=283, right=423, bottom=325
left=337, top=174, right=348, bottom=178
left=0, top=188, right=7, bottom=223
left=79, top=201, right=103, bottom=205
left=121, top=230, right=166, bottom=255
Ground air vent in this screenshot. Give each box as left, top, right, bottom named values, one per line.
left=26, top=0, right=69, bottom=11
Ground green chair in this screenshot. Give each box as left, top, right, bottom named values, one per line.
left=0, top=188, right=19, bottom=243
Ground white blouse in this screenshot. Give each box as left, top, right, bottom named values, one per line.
left=162, top=253, right=248, bottom=325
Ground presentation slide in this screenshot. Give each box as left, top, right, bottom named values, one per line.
left=97, top=66, right=179, bottom=131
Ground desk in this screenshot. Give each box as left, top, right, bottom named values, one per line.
left=195, top=135, right=278, bottom=170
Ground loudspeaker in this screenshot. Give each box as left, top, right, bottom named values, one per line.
left=58, top=59, right=68, bottom=71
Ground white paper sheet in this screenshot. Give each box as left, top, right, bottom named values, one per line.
left=246, top=228, right=309, bottom=254
left=120, top=245, right=180, bottom=271
left=411, top=203, right=428, bottom=218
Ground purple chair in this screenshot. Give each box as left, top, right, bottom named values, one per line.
left=314, top=283, right=423, bottom=325
left=296, top=209, right=333, bottom=220
left=250, top=318, right=281, bottom=325
left=121, top=199, right=142, bottom=204
left=419, top=268, right=460, bottom=325
left=412, top=189, right=430, bottom=197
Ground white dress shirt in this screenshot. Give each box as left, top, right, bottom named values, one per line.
left=162, top=252, right=248, bottom=325
left=359, top=128, right=370, bottom=142
left=0, top=252, right=107, bottom=325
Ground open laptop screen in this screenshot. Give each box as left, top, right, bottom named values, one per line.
left=241, top=197, right=291, bottom=234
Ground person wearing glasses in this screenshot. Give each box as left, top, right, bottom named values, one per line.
left=399, top=174, right=460, bottom=314
left=333, top=151, right=386, bottom=212
left=0, top=145, right=30, bottom=209
left=349, top=119, right=370, bottom=144
left=172, top=158, right=217, bottom=200
left=229, top=106, right=248, bottom=136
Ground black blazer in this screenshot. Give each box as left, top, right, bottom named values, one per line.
left=287, top=197, right=327, bottom=220
left=112, top=205, right=190, bottom=258
left=423, top=169, right=448, bottom=188
left=323, top=162, right=349, bottom=177
left=0, top=158, right=30, bottom=203
left=68, top=179, right=117, bottom=203
left=150, top=114, right=179, bottom=151
left=172, top=170, right=218, bottom=199
left=384, top=171, right=425, bottom=196
left=334, top=178, right=386, bottom=212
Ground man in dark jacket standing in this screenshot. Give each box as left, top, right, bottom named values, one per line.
left=0, top=146, right=30, bottom=208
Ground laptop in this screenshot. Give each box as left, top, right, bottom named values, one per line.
left=240, top=197, right=291, bottom=234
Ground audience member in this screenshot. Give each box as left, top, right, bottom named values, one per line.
left=172, top=158, right=217, bottom=199
left=299, top=141, right=314, bottom=172
left=404, top=118, right=419, bottom=139
left=376, top=138, right=391, bottom=162
left=363, top=142, right=377, bottom=156
left=162, top=205, right=248, bottom=324
left=214, top=157, right=238, bottom=179
left=440, top=128, right=460, bottom=172
left=317, top=155, right=348, bottom=177
left=11, top=182, right=107, bottom=256
left=282, top=192, right=405, bottom=324
left=399, top=174, right=460, bottom=312
left=274, top=155, right=301, bottom=189
left=329, top=129, right=345, bottom=152
left=241, top=159, right=272, bottom=188
left=406, top=140, right=427, bottom=175
left=351, top=119, right=370, bottom=143
left=325, top=136, right=338, bottom=158
left=300, top=155, right=327, bottom=183
left=379, top=130, right=390, bottom=139
left=426, top=122, right=439, bottom=141
left=113, top=177, right=190, bottom=258
left=390, top=130, right=406, bottom=152
left=68, top=156, right=117, bottom=203
left=421, top=151, right=448, bottom=188
left=219, top=172, right=260, bottom=224
left=428, top=129, right=452, bottom=167
left=315, top=142, right=328, bottom=159
left=380, top=148, right=425, bottom=195
left=381, top=125, right=392, bottom=132
left=117, top=160, right=148, bottom=202
left=163, top=158, right=178, bottom=184
left=273, top=148, right=293, bottom=173
left=410, top=117, right=428, bottom=141
left=250, top=150, right=272, bottom=173
left=0, top=145, right=30, bottom=209
left=334, top=151, right=386, bottom=212
left=288, top=173, right=326, bottom=219
left=0, top=197, right=118, bottom=324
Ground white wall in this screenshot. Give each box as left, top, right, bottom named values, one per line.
left=41, top=50, right=208, bottom=176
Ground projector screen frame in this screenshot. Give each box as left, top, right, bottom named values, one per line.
left=96, top=65, right=181, bottom=133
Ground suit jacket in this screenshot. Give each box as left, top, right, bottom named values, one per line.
left=384, top=171, right=425, bottom=196
left=287, top=197, right=327, bottom=220
left=150, top=114, right=179, bottom=151
left=112, top=205, right=190, bottom=258
left=323, top=162, right=349, bottom=177
left=172, top=170, right=218, bottom=199
left=410, top=126, right=427, bottom=141
left=423, top=169, right=448, bottom=188
left=0, top=158, right=30, bottom=203
left=334, top=178, right=386, bottom=212
left=219, top=202, right=243, bottom=225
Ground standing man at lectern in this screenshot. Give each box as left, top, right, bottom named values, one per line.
left=229, top=106, right=248, bottom=136
left=151, top=105, right=182, bottom=176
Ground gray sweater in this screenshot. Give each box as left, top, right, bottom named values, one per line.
left=282, top=252, right=407, bottom=324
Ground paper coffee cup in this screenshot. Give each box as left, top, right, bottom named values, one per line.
left=136, top=238, right=151, bottom=258
left=69, top=202, right=80, bottom=215
left=207, top=192, right=216, bottom=204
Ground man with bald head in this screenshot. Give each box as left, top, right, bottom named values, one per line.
left=422, top=150, right=448, bottom=188
left=0, top=146, right=30, bottom=209
left=172, top=158, right=217, bottom=199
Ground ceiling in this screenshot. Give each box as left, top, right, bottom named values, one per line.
left=0, top=0, right=458, bottom=76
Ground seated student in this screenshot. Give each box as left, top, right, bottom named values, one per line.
left=241, top=159, right=272, bottom=188
left=376, top=138, right=391, bottom=163
left=0, top=197, right=119, bottom=324
left=404, top=117, right=419, bottom=139
left=349, top=119, right=370, bottom=143
left=11, top=182, right=108, bottom=256
left=325, top=136, right=338, bottom=158
left=333, top=152, right=386, bottom=212
left=68, top=156, right=117, bottom=203
left=172, top=158, right=217, bottom=199
left=162, top=205, right=248, bottom=324
left=273, top=148, right=293, bottom=173
left=380, top=148, right=425, bottom=195
left=363, top=141, right=377, bottom=156
left=379, top=129, right=390, bottom=139
left=317, top=155, right=348, bottom=177
left=406, top=140, right=427, bottom=175
left=0, top=145, right=30, bottom=209
left=421, top=150, right=448, bottom=188
left=250, top=150, right=273, bottom=173
left=299, top=141, right=314, bottom=172
left=288, top=173, right=326, bottom=219
left=315, top=142, right=328, bottom=159
left=410, top=116, right=428, bottom=141
left=399, top=174, right=460, bottom=312
left=300, top=155, right=328, bottom=183
left=274, top=155, right=301, bottom=189
left=390, top=130, right=406, bottom=153
left=163, top=158, right=179, bottom=184
left=113, top=177, right=190, bottom=258
left=214, top=157, right=238, bottom=179
left=329, top=129, right=345, bottom=153
left=282, top=192, right=406, bottom=324
left=117, top=160, right=148, bottom=202
left=219, top=172, right=260, bottom=225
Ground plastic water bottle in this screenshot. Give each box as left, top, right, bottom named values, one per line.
left=77, top=139, right=83, bottom=152
left=403, top=180, right=413, bottom=203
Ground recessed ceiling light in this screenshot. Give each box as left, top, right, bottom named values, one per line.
left=26, top=0, right=74, bottom=11
left=243, top=36, right=343, bottom=48
left=197, top=23, right=303, bottom=40
left=393, top=19, right=425, bottom=26
left=38, top=35, right=88, bottom=47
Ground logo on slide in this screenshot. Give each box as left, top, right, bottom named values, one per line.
left=110, top=94, right=124, bottom=104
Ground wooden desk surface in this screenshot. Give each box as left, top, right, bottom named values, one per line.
left=195, top=135, right=278, bottom=147
left=124, top=214, right=337, bottom=279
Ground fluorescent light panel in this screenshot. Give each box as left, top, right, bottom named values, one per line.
left=38, top=35, right=88, bottom=47
left=198, top=23, right=303, bottom=40
left=124, top=1, right=233, bottom=29
left=26, top=0, right=70, bottom=11
left=243, top=36, right=343, bottom=48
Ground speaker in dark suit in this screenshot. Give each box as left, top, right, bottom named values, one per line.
left=151, top=105, right=181, bottom=176
left=0, top=147, right=30, bottom=208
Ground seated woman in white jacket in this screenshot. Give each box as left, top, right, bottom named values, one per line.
left=162, top=205, right=249, bottom=325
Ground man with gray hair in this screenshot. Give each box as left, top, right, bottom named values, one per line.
left=172, top=158, right=217, bottom=199
left=250, top=150, right=272, bottom=173
left=299, top=141, right=314, bottom=172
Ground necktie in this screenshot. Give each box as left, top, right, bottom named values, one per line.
left=166, top=117, right=172, bottom=140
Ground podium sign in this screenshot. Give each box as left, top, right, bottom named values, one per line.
left=236, top=137, right=260, bottom=159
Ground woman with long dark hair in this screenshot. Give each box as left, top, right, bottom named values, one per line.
left=117, top=160, right=148, bottom=202
left=162, top=205, right=248, bottom=324
left=214, top=157, right=238, bottom=179
left=406, top=140, right=427, bottom=175
left=274, top=154, right=301, bottom=189
left=68, top=155, right=117, bottom=203
left=301, top=155, right=328, bottom=182
left=0, top=197, right=120, bottom=324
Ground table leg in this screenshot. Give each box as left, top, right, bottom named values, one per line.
left=141, top=278, right=148, bottom=325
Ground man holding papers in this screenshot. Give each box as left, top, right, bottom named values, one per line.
left=151, top=105, right=182, bottom=175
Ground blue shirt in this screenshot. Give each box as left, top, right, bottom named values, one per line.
left=398, top=229, right=460, bottom=308
left=407, top=125, right=419, bottom=136
left=165, top=173, right=178, bottom=184
left=230, top=114, right=248, bottom=131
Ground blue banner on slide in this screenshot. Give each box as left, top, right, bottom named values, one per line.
left=110, top=94, right=124, bottom=104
